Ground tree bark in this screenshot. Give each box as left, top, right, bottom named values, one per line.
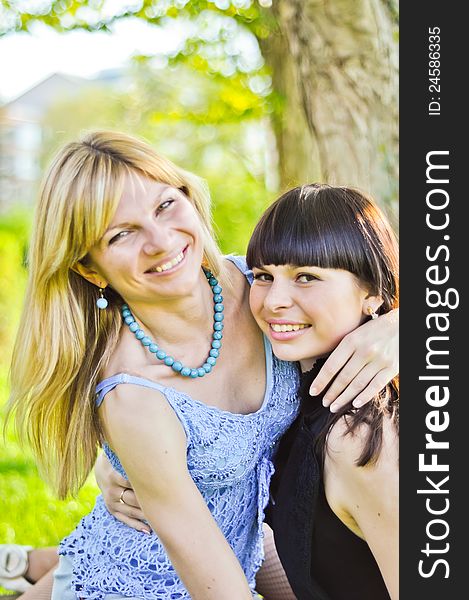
left=262, top=0, right=398, bottom=219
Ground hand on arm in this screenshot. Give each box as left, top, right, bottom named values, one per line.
left=100, top=385, right=253, bottom=600
left=310, top=308, right=399, bottom=412
left=94, top=451, right=148, bottom=532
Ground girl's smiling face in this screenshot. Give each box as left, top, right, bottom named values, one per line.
left=249, top=264, right=373, bottom=371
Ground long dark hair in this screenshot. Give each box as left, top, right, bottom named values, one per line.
left=246, top=183, right=399, bottom=466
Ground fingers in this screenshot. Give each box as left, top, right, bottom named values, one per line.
left=322, top=353, right=372, bottom=409
left=96, top=454, right=149, bottom=531
left=112, top=510, right=152, bottom=534
left=105, top=490, right=149, bottom=531
left=111, top=488, right=145, bottom=520
left=116, top=501, right=147, bottom=523
left=310, top=344, right=397, bottom=412
left=326, top=362, right=381, bottom=412
left=309, top=310, right=398, bottom=412
left=311, top=357, right=397, bottom=413
left=100, top=479, right=146, bottom=524
left=120, top=488, right=140, bottom=509
left=352, top=368, right=397, bottom=409
left=309, top=342, right=353, bottom=398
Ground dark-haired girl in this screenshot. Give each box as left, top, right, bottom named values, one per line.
left=247, top=183, right=399, bottom=600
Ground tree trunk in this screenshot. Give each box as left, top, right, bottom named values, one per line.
left=262, top=0, right=398, bottom=220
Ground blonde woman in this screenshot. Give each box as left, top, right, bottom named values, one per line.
left=5, top=131, right=398, bottom=600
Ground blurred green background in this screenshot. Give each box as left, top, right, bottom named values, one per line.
left=0, top=0, right=398, bottom=593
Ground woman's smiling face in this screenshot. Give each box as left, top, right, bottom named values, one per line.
left=249, top=264, right=370, bottom=370
left=83, top=172, right=206, bottom=305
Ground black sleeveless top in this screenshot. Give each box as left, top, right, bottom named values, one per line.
left=265, top=364, right=391, bottom=600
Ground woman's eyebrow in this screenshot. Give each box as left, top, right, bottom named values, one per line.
left=102, top=188, right=174, bottom=238
left=104, top=221, right=134, bottom=235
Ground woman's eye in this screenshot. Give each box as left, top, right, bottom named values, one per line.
left=297, top=273, right=318, bottom=283
left=253, top=272, right=273, bottom=282
left=157, top=199, right=175, bottom=213
left=109, top=231, right=130, bottom=244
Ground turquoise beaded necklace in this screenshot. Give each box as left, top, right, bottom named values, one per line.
left=121, top=268, right=223, bottom=378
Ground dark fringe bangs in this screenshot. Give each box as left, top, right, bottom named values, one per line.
left=246, top=186, right=376, bottom=278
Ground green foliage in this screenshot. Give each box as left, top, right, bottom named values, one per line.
left=1, top=1, right=271, bottom=35
left=0, top=212, right=30, bottom=365
left=1, top=1, right=280, bottom=120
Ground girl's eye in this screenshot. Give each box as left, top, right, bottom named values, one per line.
left=297, top=273, right=318, bottom=283
left=253, top=272, right=273, bottom=282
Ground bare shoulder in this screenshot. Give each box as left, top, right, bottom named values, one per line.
left=99, top=382, right=186, bottom=449
left=324, top=414, right=398, bottom=542
left=324, top=414, right=397, bottom=515
left=326, top=413, right=398, bottom=473
left=325, top=415, right=398, bottom=520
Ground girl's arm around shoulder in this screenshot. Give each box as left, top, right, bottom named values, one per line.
left=324, top=417, right=399, bottom=599
left=100, top=384, right=253, bottom=600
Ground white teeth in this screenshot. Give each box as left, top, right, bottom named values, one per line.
left=270, top=323, right=309, bottom=332
left=150, top=251, right=184, bottom=273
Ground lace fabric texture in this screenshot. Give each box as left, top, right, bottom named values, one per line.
left=59, top=256, right=300, bottom=599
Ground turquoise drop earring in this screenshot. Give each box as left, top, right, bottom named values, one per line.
left=97, top=287, right=108, bottom=310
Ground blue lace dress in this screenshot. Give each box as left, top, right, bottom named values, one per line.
left=58, top=256, right=300, bottom=599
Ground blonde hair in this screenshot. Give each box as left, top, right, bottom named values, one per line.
left=7, top=130, right=226, bottom=498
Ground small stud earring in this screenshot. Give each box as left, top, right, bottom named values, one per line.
left=368, top=306, right=378, bottom=320
left=96, top=287, right=108, bottom=310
